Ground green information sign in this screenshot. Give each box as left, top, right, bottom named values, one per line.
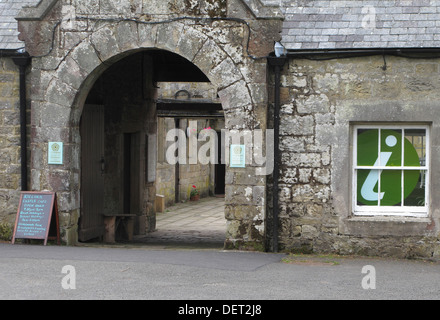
left=357, top=129, right=420, bottom=206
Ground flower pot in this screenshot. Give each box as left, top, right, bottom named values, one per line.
left=190, top=195, right=200, bottom=201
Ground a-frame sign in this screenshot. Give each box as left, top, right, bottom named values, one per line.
left=12, top=191, right=60, bottom=245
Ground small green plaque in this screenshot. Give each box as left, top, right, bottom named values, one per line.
left=230, top=144, right=245, bottom=168
left=48, top=142, right=63, bottom=165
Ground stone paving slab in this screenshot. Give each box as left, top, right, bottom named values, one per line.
left=131, top=197, right=226, bottom=249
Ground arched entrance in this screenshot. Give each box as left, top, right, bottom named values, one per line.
left=78, top=49, right=226, bottom=244
left=20, top=4, right=277, bottom=247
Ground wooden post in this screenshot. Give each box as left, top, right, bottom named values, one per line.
left=103, top=216, right=116, bottom=243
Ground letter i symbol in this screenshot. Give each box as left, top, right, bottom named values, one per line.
left=360, top=135, right=397, bottom=202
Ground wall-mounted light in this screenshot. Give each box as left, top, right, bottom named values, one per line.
left=175, top=89, right=191, bottom=100
left=274, top=41, right=287, bottom=58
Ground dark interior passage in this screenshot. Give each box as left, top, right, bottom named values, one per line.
left=79, top=49, right=226, bottom=245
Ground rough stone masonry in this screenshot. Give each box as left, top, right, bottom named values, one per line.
left=14, top=0, right=283, bottom=247
left=0, top=57, right=22, bottom=225
left=2, top=0, right=440, bottom=260
left=271, top=55, right=440, bottom=259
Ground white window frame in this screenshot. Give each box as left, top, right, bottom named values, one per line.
left=352, top=124, right=429, bottom=217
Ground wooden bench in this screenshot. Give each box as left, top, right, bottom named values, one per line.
left=102, top=214, right=137, bottom=243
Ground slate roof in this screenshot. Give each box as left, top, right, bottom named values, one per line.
left=0, top=0, right=39, bottom=50
left=3, top=0, right=440, bottom=51
left=278, top=0, right=440, bottom=50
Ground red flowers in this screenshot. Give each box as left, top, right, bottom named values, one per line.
left=190, top=185, right=199, bottom=197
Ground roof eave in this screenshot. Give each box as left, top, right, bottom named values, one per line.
left=283, top=47, right=440, bottom=59
left=0, top=48, right=29, bottom=58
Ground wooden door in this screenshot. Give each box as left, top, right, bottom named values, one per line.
left=79, top=105, right=105, bottom=241
left=122, top=132, right=141, bottom=215
left=215, top=130, right=225, bottom=195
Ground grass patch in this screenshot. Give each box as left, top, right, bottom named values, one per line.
left=281, top=253, right=341, bottom=266
left=0, top=222, right=13, bottom=242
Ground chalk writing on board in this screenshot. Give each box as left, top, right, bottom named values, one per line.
left=12, top=192, right=60, bottom=245
left=15, top=194, right=52, bottom=238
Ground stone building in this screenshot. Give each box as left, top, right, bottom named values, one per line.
left=1, top=0, right=440, bottom=259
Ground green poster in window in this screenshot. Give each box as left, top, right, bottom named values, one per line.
left=357, top=129, right=420, bottom=206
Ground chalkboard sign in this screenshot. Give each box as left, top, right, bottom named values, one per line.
left=12, top=191, right=60, bottom=245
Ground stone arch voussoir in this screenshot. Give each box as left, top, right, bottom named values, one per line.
left=50, top=19, right=257, bottom=166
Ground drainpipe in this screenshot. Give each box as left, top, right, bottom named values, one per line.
left=12, top=53, right=31, bottom=191
left=268, top=55, right=286, bottom=252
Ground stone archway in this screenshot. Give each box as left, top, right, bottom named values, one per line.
left=18, top=0, right=282, bottom=248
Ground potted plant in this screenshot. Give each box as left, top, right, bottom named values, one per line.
left=190, top=185, right=200, bottom=201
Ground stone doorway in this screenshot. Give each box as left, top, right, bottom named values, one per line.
left=19, top=0, right=278, bottom=247
left=78, top=49, right=227, bottom=245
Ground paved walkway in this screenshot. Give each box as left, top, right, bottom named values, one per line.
left=132, top=196, right=226, bottom=249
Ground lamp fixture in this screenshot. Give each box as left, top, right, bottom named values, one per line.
left=274, top=41, right=287, bottom=57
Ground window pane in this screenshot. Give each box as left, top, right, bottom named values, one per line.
left=357, top=169, right=379, bottom=206
left=379, top=169, right=402, bottom=206
left=380, top=129, right=401, bottom=167
left=357, top=129, right=378, bottom=166
left=354, top=126, right=429, bottom=214
left=404, top=129, right=426, bottom=167
left=404, top=170, right=426, bottom=207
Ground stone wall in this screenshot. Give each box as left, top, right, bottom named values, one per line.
left=273, top=55, right=440, bottom=259
left=156, top=118, right=217, bottom=207
left=0, top=57, right=21, bottom=226
left=156, top=118, right=177, bottom=207
left=155, top=82, right=222, bottom=206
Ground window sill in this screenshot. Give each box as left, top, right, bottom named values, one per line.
left=353, top=211, right=428, bottom=218
left=342, top=215, right=434, bottom=236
